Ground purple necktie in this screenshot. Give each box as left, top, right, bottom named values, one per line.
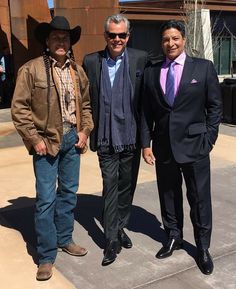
left=165, top=61, right=175, bottom=106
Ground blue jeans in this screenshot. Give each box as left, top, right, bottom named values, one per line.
left=33, top=128, right=80, bottom=264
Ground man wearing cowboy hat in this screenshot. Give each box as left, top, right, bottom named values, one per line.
left=11, top=16, right=93, bottom=281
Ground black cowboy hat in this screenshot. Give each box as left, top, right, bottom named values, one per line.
left=34, top=16, right=81, bottom=46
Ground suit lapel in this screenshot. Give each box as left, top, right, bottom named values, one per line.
left=153, top=64, right=162, bottom=94
left=174, top=56, right=194, bottom=104
left=152, top=62, right=170, bottom=108
left=127, top=49, right=137, bottom=89
left=95, top=51, right=103, bottom=89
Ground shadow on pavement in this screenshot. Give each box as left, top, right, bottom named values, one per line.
left=0, top=196, right=37, bottom=264
left=75, top=194, right=169, bottom=250
left=75, top=193, right=197, bottom=260
left=0, top=194, right=198, bottom=267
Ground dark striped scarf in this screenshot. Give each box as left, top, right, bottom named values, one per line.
left=97, top=49, right=136, bottom=152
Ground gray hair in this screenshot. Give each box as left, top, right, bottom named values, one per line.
left=104, top=14, right=130, bottom=32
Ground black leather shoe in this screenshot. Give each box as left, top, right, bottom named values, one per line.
left=118, top=229, right=133, bottom=249
left=197, top=249, right=214, bottom=275
left=156, top=238, right=183, bottom=259
left=102, top=241, right=121, bottom=266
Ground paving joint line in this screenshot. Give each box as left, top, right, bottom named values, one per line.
left=131, top=249, right=236, bottom=289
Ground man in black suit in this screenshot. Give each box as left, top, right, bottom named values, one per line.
left=83, top=14, right=148, bottom=266
left=141, top=20, right=222, bottom=275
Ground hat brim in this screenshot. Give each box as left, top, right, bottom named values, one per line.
left=34, top=22, right=81, bottom=46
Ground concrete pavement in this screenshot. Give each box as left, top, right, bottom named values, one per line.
left=0, top=108, right=236, bottom=289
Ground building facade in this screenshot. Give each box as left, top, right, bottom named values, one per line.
left=1, top=0, right=236, bottom=107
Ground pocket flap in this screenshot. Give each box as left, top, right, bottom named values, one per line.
left=188, top=123, right=207, bottom=135
left=35, top=81, right=54, bottom=88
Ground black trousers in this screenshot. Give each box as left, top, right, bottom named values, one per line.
left=156, top=155, right=212, bottom=249
left=97, top=146, right=140, bottom=242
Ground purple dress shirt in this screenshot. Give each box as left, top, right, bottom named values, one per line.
left=160, top=51, right=186, bottom=97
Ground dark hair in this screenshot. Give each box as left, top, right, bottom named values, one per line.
left=160, top=20, right=186, bottom=38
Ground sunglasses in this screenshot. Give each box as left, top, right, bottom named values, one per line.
left=106, top=32, right=128, bottom=39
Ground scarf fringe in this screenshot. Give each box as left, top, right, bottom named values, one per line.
left=98, top=139, right=136, bottom=152
left=97, top=139, right=109, bottom=147
left=113, top=144, right=136, bottom=153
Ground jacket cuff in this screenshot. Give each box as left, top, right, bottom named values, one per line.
left=79, top=127, right=92, bottom=137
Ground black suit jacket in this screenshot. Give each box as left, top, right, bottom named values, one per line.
left=141, top=55, right=222, bottom=163
left=83, top=47, right=148, bottom=151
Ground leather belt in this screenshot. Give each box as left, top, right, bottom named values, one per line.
left=63, top=122, right=76, bottom=134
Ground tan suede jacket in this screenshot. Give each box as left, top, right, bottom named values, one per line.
left=11, top=56, right=94, bottom=156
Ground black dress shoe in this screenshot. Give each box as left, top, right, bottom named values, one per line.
left=102, top=240, right=121, bottom=266
left=197, top=249, right=214, bottom=275
left=156, top=238, right=183, bottom=259
left=118, top=229, right=133, bottom=249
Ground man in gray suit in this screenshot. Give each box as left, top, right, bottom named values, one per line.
left=141, top=20, right=222, bottom=275
left=83, top=14, right=148, bottom=266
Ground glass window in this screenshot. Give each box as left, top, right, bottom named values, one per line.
left=213, top=39, right=220, bottom=72
left=232, top=39, right=236, bottom=75
left=221, top=38, right=231, bottom=74
left=213, top=37, right=233, bottom=75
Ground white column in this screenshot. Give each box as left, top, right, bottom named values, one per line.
left=201, top=9, right=213, bottom=62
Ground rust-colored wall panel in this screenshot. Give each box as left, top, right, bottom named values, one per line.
left=11, top=18, right=27, bottom=41
left=0, top=7, right=10, bottom=25
left=8, top=0, right=23, bottom=17
left=55, top=0, right=119, bottom=9
left=76, top=34, right=106, bottom=64
left=0, top=1, right=11, bottom=54
left=9, top=0, right=50, bottom=17
left=0, top=0, right=8, bottom=6
left=56, top=7, right=118, bottom=35
left=10, top=0, right=51, bottom=73
left=54, top=0, right=119, bottom=63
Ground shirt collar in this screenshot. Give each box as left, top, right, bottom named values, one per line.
left=105, top=48, right=124, bottom=62
left=164, top=51, right=186, bottom=67
left=50, top=56, right=70, bottom=69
